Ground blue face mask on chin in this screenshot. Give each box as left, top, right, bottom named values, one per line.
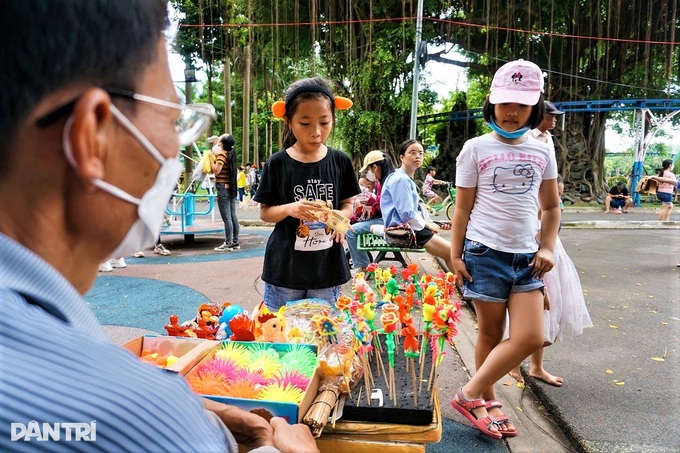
left=486, top=118, right=530, bottom=139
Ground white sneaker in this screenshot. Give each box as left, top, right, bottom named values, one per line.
left=98, top=261, right=113, bottom=272
left=132, top=251, right=145, bottom=258
left=110, top=257, right=127, bottom=268
left=214, top=242, right=233, bottom=252
left=154, top=244, right=171, bottom=256
left=370, top=225, right=385, bottom=236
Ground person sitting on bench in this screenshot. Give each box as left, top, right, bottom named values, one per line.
left=604, top=182, right=633, bottom=214
left=375, top=139, right=454, bottom=271
left=346, top=150, right=395, bottom=274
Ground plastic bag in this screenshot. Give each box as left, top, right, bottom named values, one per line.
left=192, top=150, right=214, bottom=182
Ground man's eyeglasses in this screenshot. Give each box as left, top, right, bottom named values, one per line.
left=36, top=87, right=216, bottom=147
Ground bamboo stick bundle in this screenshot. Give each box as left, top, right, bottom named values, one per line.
left=302, top=384, right=340, bottom=437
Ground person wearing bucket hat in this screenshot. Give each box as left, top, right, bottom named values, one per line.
left=529, top=101, right=564, bottom=153
left=346, top=150, right=396, bottom=274
left=449, top=60, right=561, bottom=439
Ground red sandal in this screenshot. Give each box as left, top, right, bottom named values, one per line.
left=486, top=400, right=518, bottom=437
left=450, top=388, right=502, bottom=440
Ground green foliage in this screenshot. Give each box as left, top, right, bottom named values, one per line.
left=606, top=174, right=628, bottom=188
left=170, top=0, right=677, bottom=191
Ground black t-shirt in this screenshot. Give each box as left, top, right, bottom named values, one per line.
left=254, top=148, right=360, bottom=290
left=609, top=186, right=629, bottom=196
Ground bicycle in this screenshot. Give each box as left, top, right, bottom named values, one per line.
left=422, top=182, right=456, bottom=220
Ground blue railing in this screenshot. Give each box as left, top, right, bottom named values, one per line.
left=418, top=98, right=680, bottom=125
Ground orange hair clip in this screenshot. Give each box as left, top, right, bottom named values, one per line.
left=271, top=96, right=353, bottom=118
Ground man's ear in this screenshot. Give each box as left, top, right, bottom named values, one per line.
left=66, top=89, right=114, bottom=188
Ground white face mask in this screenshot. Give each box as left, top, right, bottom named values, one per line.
left=211, top=143, right=222, bottom=155
left=365, top=169, right=377, bottom=182
left=62, top=105, right=183, bottom=257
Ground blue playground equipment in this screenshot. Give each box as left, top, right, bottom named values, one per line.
left=418, top=99, right=680, bottom=206
left=163, top=144, right=226, bottom=242
left=162, top=192, right=225, bottom=242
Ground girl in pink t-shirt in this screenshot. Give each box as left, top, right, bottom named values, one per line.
left=651, top=159, right=677, bottom=221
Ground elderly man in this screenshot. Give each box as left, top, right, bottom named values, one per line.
left=529, top=100, right=564, bottom=151
left=0, top=1, right=317, bottom=452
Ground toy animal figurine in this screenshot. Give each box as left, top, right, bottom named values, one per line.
left=164, top=314, right=189, bottom=337
left=197, top=303, right=222, bottom=327
left=258, top=311, right=285, bottom=343
left=229, top=313, right=255, bottom=341
left=193, top=318, right=218, bottom=340
left=218, top=303, right=245, bottom=338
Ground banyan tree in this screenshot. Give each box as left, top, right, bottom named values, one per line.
left=172, top=0, right=678, bottom=200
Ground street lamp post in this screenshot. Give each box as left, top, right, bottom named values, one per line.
left=183, top=65, right=197, bottom=243
left=183, top=65, right=197, bottom=190
left=409, top=0, right=424, bottom=140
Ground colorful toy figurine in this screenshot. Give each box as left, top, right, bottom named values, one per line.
left=258, top=311, right=286, bottom=343
left=164, top=314, right=189, bottom=337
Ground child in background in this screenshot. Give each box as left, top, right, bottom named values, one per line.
left=236, top=166, right=247, bottom=206
left=359, top=175, right=376, bottom=194
left=346, top=151, right=396, bottom=274
left=351, top=176, right=378, bottom=223
left=509, top=175, right=593, bottom=386
left=422, top=166, right=447, bottom=206
left=650, top=159, right=676, bottom=221
left=254, top=77, right=359, bottom=311
left=450, top=60, right=561, bottom=439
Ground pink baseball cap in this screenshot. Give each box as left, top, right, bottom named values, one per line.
left=489, top=59, right=544, bottom=105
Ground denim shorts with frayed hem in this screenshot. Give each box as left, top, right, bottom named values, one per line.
left=462, top=239, right=544, bottom=303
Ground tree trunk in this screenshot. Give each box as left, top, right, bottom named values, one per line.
left=253, top=91, right=259, bottom=166
left=557, top=112, right=608, bottom=203
left=242, top=42, right=252, bottom=166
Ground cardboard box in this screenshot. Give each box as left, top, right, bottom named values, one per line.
left=123, top=335, right=219, bottom=375
left=186, top=342, right=320, bottom=423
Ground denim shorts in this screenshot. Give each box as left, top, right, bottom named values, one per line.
left=462, top=239, right=544, bottom=303
left=610, top=198, right=626, bottom=208
left=263, top=283, right=340, bottom=311
left=657, top=192, right=673, bottom=204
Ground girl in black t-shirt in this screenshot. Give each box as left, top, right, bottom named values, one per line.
left=254, top=77, right=359, bottom=310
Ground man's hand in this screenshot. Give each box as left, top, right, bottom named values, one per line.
left=203, top=399, right=274, bottom=451
left=270, top=417, right=319, bottom=453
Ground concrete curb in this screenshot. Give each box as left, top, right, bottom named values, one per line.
left=237, top=219, right=680, bottom=230
left=562, top=221, right=680, bottom=229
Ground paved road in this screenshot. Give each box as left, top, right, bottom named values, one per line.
left=532, top=228, right=680, bottom=452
